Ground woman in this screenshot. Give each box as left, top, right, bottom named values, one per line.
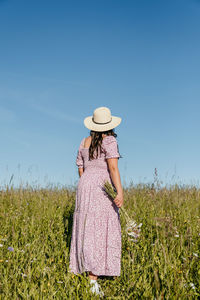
left=69, top=106, right=123, bottom=296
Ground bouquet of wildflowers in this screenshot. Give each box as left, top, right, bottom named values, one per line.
left=103, top=181, right=142, bottom=242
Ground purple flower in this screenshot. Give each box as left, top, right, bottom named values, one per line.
left=8, top=246, right=14, bottom=252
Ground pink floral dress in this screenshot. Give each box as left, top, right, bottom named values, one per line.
left=69, top=135, right=122, bottom=276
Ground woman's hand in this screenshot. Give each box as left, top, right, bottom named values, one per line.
left=107, top=158, right=123, bottom=208
left=113, top=194, right=123, bottom=208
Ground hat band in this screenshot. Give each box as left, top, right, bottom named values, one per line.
left=92, top=117, right=112, bottom=125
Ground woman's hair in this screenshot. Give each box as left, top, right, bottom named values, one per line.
left=89, top=129, right=117, bottom=160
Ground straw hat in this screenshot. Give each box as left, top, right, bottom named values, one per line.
left=84, top=107, right=121, bottom=132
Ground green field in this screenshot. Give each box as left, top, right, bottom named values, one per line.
left=0, top=182, right=200, bottom=299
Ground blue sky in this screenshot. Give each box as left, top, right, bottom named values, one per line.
left=0, top=0, right=200, bottom=188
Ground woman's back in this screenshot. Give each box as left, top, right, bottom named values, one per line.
left=76, top=135, right=120, bottom=173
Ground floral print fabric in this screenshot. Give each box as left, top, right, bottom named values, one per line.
left=69, top=136, right=122, bottom=276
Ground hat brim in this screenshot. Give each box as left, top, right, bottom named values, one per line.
left=84, top=115, right=121, bottom=132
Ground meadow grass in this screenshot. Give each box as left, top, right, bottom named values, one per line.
left=0, top=182, right=200, bottom=299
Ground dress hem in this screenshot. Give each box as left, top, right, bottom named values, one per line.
left=68, top=267, right=121, bottom=277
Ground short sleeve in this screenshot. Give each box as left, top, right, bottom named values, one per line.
left=76, top=138, right=85, bottom=168
left=102, top=136, right=120, bottom=159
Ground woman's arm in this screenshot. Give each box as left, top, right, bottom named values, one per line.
left=78, top=167, right=84, bottom=177
left=107, top=158, right=123, bottom=208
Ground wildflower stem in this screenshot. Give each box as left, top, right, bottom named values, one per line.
left=103, top=181, right=131, bottom=223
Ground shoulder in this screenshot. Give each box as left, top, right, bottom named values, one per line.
left=101, top=135, right=120, bottom=158
left=79, top=137, right=86, bottom=148
left=79, top=136, right=91, bottom=147
left=85, top=136, right=91, bottom=143
left=102, top=135, right=118, bottom=146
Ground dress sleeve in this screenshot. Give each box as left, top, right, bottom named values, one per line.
left=76, top=138, right=85, bottom=168
left=102, top=136, right=120, bottom=159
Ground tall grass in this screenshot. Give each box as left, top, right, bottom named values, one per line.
left=0, top=182, right=200, bottom=299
